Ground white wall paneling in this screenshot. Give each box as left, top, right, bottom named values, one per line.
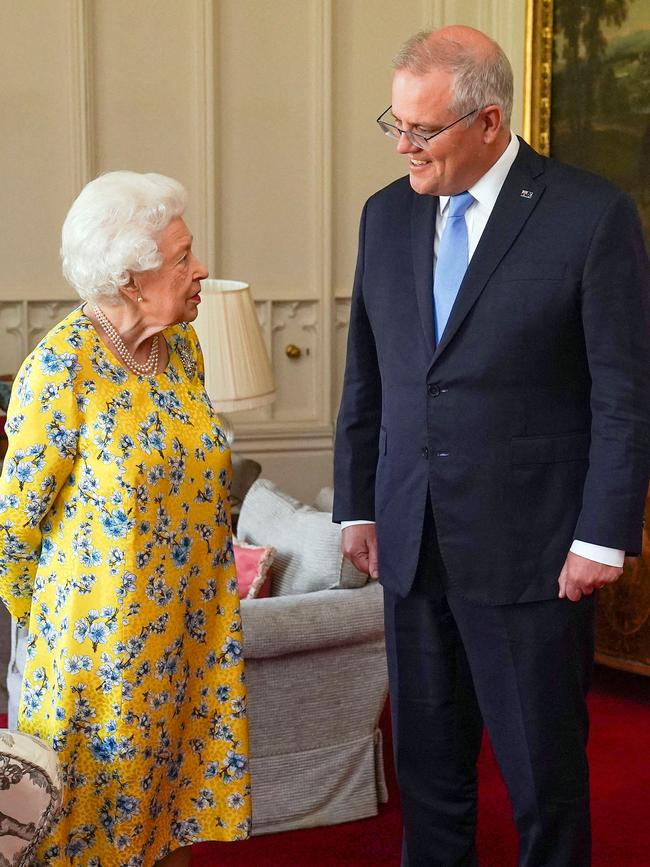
left=0, top=0, right=85, bottom=298
left=0, top=300, right=77, bottom=376
left=317, top=0, right=334, bottom=435
left=68, top=0, right=95, bottom=191
left=1, top=0, right=528, bottom=499
left=421, top=0, right=526, bottom=132
left=489, top=0, right=526, bottom=135
left=271, top=301, right=320, bottom=424
left=219, top=299, right=332, bottom=446
left=216, top=0, right=326, bottom=299
left=0, top=304, right=24, bottom=378
left=334, top=298, right=351, bottom=413
left=241, top=449, right=334, bottom=507
left=332, top=0, right=427, bottom=298
left=191, top=0, right=217, bottom=277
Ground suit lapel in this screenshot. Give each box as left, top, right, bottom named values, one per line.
left=411, top=191, right=437, bottom=351
left=432, top=139, right=547, bottom=364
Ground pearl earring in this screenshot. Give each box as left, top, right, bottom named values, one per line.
left=137, top=292, right=143, bottom=303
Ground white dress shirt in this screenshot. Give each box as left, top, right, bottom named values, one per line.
left=342, top=135, right=625, bottom=568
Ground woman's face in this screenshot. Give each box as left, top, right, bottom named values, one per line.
left=134, top=217, right=208, bottom=325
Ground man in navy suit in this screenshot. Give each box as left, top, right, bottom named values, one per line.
left=333, top=25, right=649, bottom=867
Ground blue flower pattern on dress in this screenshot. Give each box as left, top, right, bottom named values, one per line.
left=0, top=308, right=251, bottom=866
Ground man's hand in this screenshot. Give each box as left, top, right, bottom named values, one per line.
left=558, top=551, right=623, bottom=602
left=342, top=524, right=379, bottom=579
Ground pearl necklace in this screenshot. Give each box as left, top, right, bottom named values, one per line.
left=92, top=304, right=159, bottom=377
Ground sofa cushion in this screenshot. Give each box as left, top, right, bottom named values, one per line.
left=234, top=540, right=275, bottom=599
left=312, top=486, right=334, bottom=512
left=237, top=479, right=368, bottom=595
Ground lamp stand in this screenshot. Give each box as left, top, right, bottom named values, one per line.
left=217, top=412, right=235, bottom=448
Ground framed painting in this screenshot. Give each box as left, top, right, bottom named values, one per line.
left=524, top=0, right=650, bottom=676
left=524, top=0, right=650, bottom=238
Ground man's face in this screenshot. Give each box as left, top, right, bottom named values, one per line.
left=390, top=68, right=487, bottom=197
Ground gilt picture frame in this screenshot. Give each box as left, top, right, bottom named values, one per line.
left=523, top=0, right=554, bottom=156
left=524, top=0, right=650, bottom=238
left=524, top=0, right=650, bottom=676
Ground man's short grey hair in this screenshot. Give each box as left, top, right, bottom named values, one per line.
left=393, top=30, right=513, bottom=127
left=61, top=171, right=188, bottom=304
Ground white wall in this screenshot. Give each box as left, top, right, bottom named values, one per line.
left=0, top=0, right=526, bottom=503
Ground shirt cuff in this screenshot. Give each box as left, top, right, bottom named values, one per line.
left=570, top=540, right=625, bottom=567
left=340, top=531, right=624, bottom=566
left=341, top=520, right=376, bottom=528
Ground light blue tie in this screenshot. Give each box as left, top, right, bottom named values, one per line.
left=433, top=191, right=474, bottom=342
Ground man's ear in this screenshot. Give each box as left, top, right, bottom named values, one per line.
left=481, top=104, right=504, bottom=143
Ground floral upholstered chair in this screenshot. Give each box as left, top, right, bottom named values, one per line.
left=0, top=730, right=62, bottom=867
left=0, top=375, right=12, bottom=723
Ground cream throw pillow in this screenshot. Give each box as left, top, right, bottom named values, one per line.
left=237, top=479, right=368, bottom=596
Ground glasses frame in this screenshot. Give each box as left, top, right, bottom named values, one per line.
left=376, top=105, right=481, bottom=149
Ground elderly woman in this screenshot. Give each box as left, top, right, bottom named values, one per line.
left=0, top=172, right=251, bottom=866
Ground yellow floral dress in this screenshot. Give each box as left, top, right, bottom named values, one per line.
left=0, top=307, right=251, bottom=866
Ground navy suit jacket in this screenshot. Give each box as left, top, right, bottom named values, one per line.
left=333, top=138, right=650, bottom=603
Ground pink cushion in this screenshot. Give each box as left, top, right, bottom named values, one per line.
left=234, top=540, right=275, bottom=598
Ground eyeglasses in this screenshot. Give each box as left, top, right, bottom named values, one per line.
left=376, top=106, right=481, bottom=150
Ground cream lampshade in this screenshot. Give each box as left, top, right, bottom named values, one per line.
left=193, top=280, right=275, bottom=442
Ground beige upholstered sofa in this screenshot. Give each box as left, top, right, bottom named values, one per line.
left=2, top=477, right=389, bottom=837
left=237, top=479, right=389, bottom=835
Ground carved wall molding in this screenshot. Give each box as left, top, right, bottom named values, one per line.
left=0, top=300, right=77, bottom=376
left=335, top=298, right=351, bottom=329
left=0, top=297, right=327, bottom=453
left=271, top=301, right=319, bottom=334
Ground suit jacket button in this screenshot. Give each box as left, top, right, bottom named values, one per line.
left=427, top=383, right=441, bottom=397
left=422, top=446, right=429, bottom=459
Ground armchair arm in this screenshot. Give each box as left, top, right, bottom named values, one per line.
left=240, top=581, right=384, bottom=659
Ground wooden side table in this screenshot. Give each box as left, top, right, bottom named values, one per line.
left=595, top=486, right=650, bottom=676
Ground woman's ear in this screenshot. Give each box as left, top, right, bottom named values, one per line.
left=121, top=278, right=144, bottom=304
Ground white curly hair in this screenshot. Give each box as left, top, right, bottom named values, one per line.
left=61, top=171, right=188, bottom=303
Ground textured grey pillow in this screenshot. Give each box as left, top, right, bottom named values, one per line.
left=312, top=486, right=334, bottom=512
left=237, top=479, right=368, bottom=595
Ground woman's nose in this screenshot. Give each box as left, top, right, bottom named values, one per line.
left=195, top=257, right=209, bottom=280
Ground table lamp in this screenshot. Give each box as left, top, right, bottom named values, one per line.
left=194, top=279, right=276, bottom=445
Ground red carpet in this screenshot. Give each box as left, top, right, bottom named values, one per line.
left=195, top=665, right=650, bottom=866
left=3, top=665, right=648, bottom=865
